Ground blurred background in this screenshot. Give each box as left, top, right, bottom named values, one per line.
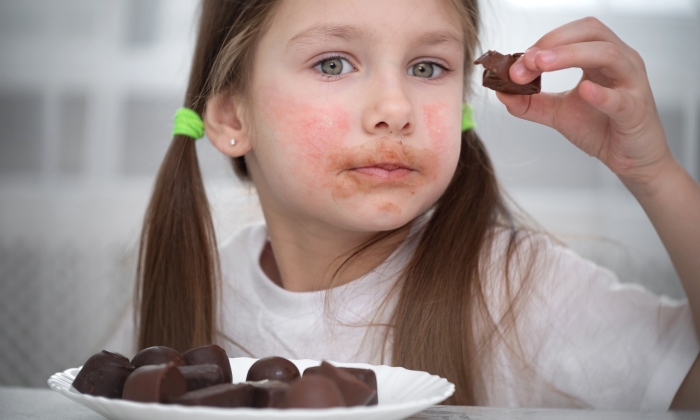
left=0, top=0, right=698, bottom=387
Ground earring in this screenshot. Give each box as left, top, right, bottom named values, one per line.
left=230, top=139, right=236, bottom=146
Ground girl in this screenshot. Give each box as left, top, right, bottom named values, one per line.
left=108, top=0, right=700, bottom=410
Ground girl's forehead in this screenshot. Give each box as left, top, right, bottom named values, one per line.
left=266, top=0, right=464, bottom=48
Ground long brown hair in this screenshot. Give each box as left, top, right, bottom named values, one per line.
left=136, top=0, right=535, bottom=406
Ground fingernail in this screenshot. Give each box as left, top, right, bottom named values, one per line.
left=538, top=50, right=557, bottom=63
left=511, top=61, right=526, bottom=77
left=524, top=47, right=540, bottom=62
left=588, top=83, right=600, bottom=98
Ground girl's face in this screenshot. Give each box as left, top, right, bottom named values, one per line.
left=246, top=0, right=465, bottom=232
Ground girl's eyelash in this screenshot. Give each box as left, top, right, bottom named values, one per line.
left=310, top=55, right=453, bottom=81
left=311, top=54, right=352, bottom=80
left=412, top=60, right=452, bottom=80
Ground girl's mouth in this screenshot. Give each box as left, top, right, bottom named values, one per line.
left=352, top=163, right=414, bottom=179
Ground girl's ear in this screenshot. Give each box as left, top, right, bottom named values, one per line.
left=203, top=94, right=252, bottom=157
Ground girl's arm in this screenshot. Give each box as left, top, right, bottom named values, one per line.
left=495, top=16, right=700, bottom=409
left=625, top=158, right=700, bottom=410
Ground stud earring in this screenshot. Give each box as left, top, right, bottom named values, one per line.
left=230, top=139, right=236, bottom=146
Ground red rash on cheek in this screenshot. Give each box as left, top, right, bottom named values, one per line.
left=265, top=93, right=351, bottom=168
left=295, top=108, right=351, bottom=163
left=422, top=102, right=451, bottom=150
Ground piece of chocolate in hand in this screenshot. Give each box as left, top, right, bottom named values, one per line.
left=474, top=50, right=541, bottom=95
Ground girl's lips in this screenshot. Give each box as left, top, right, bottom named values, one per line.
left=352, top=164, right=413, bottom=179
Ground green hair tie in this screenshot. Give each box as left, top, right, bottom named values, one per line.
left=173, top=107, right=205, bottom=140
left=461, top=103, right=476, bottom=132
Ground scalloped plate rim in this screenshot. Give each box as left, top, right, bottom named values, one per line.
left=48, top=357, right=455, bottom=420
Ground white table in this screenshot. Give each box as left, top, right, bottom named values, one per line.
left=1, top=387, right=697, bottom=420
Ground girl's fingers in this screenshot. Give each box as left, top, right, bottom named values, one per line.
left=510, top=48, right=542, bottom=84
left=496, top=80, right=633, bottom=129
left=529, top=41, right=639, bottom=84
left=495, top=91, right=561, bottom=129
left=577, top=79, right=633, bottom=121
left=510, top=17, right=645, bottom=85
left=531, top=17, right=639, bottom=62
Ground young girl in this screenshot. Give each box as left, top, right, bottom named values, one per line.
left=107, top=0, right=700, bottom=410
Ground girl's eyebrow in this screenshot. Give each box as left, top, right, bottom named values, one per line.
left=286, top=23, right=462, bottom=50
left=287, top=24, right=371, bottom=48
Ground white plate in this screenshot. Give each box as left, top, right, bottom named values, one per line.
left=48, top=357, right=454, bottom=420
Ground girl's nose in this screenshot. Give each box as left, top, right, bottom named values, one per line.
left=362, top=71, right=414, bottom=136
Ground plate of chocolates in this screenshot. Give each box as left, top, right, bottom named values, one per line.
left=48, top=345, right=454, bottom=420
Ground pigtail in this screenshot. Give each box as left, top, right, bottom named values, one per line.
left=135, top=1, right=240, bottom=352
left=135, top=0, right=280, bottom=352
left=136, top=134, right=218, bottom=352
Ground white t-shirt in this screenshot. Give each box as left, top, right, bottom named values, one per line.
left=105, top=221, right=699, bottom=411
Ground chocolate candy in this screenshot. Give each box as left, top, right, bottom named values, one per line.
left=316, top=361, right=375, bottom=407
left=170, top=383, right=254, bottom=408
left=182, top=345, right=232, bottom=383
left=281, top=375, right=345, bottom=409
left=72, top=350, right=135, bottom=398
left=246, top=356, right=300, bottom=383
left=178, top=364, right=225, bottom=391
left=474, top=50, right=541, bottom=95
left=122, top=364, right=187, bottom=403
left=249, top=380, right=290, bottom=408
left=131, top=346, right=186, bottom=369
left=304, top=365, right=378, bottom=405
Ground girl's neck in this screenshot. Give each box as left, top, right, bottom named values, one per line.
left=259, top=209, right=410, bottom=292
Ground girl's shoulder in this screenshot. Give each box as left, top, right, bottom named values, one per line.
left=480, top=228, right=698, bottom=410
left=479, top=226, right=682, bottom=326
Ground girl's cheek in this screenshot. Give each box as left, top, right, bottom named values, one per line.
left=295, top=108, right=351, bottom=165
left=422, top=102, right=456, bottom=156
left=261, top=89, right=351, bottom=176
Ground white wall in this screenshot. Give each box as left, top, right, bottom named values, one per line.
left=0, top=0, right=697, bottom=386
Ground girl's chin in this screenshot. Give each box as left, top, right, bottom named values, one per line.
left=330, top=203, right=426, bottom=233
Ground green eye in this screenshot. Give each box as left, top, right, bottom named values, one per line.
left=316, top=57, right=354, bottom=77
left=321, top=58, right=343, bottom=75
left=409, top=62, right=444, bottom=78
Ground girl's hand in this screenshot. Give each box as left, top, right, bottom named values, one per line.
left=498, top=21, right=700, bottom=406
left=496, top=17, right=675, bottom=190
